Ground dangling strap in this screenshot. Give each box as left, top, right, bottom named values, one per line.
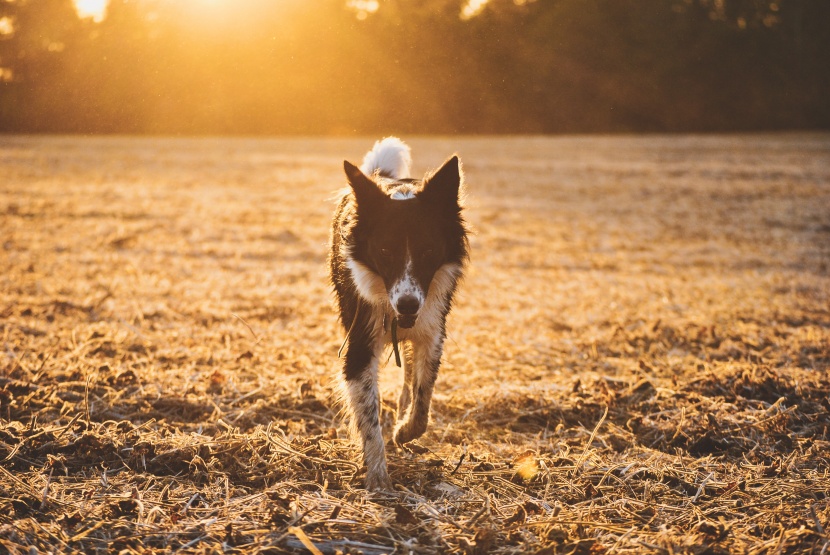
left=338, top=303, right=402, bottom=369
left=391, top=317, right=402, bottom=367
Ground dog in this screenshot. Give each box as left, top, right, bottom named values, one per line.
left=329, top=137, right=469, bottom=490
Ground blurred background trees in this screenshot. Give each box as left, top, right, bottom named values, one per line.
left=0, top=0, right=827, bottom=134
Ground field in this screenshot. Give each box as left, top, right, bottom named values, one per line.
left=1, top=134, right=829, bottom=554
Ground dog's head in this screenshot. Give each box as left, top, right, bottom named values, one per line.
left=343, top=157, right=466, bottom=328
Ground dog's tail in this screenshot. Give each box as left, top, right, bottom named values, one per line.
left=360, top=137, right=412, bottom=179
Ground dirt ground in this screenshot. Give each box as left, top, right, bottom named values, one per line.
left=1, top=134, right=829, bottom=554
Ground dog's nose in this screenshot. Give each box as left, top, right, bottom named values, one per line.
left=396, top=295, right=420, bottom=316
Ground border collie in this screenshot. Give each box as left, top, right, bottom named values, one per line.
left=329, top=138, right=469, bottom=490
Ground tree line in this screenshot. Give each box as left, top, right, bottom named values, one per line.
left=1, top=0, right=827, bottom=134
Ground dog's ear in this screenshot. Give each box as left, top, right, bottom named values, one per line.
left=419, top=156, right=462, bottom=210
left=344, top=161, right=384, bottom=209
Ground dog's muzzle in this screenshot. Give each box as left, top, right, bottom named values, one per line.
left=395, top=295, right=420, bottom=328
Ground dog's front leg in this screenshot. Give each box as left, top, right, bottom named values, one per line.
left=343, top=328, right=390, bottom=491
left=394, top=335, right=442, bottom=445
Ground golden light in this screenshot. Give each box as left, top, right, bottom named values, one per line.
left=461, top=0, right=490, bottom=20
left=0, top=17, right=14, bottom=36
left=72, top=0, right=246, bottom=28
left=74, top=0, right=109, bottom=22
left=158, top=0, right=278, bottom=33
left=347, top=0, right=379, bottom=20
left=514, top=451, right=540, bottom=481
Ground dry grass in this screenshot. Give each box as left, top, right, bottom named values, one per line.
left=1, top=134, right=829, bottom=554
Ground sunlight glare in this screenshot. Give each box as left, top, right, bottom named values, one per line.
left=347, top=0, right=379, bottom=20
left=461, top=0, right=490, bottom=20
left=0, top=17, right=14, bottom=36
left=74, top=0, right=109, bottom=22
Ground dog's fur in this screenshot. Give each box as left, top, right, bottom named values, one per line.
left=329, top=137, right=469, bottom=490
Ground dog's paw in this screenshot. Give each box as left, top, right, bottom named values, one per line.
left=364, top=470, right=393, bottom=492
left=394, top=420, right=427, bottom=446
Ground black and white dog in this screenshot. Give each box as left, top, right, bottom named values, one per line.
left=329, top=138, right=469, bottom=490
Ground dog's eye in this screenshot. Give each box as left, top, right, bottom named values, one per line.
left=421, top=249, right=434, bottom=259
left=379, top=248, right=392, bottom=258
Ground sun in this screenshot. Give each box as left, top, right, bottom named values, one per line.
left=73, top=0, right=237, bottom=24
left=74, top=0, right=109, bottom=22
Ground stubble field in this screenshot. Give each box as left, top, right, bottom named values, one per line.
left=1, top=134, right=829, bottom=554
